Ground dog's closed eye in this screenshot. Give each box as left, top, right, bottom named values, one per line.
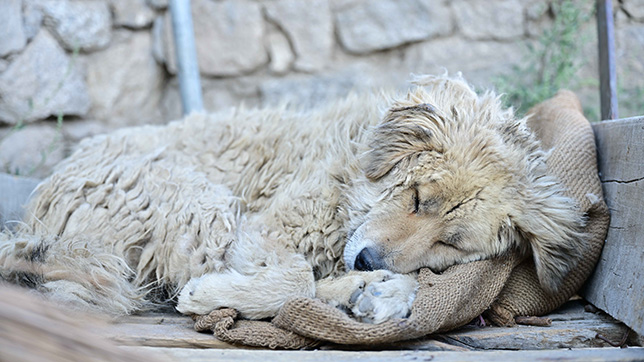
left=444, top=232, right=463, bottom=246
left=445, top=189, right=483, bottom=216
left=445, top=202, right=464, bottom=216
left=436, top=240, right=459, bottom=250
left=412, top=188, right=420, bottom=214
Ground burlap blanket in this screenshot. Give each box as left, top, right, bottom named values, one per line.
left=192, top=90, right=609, bottom=348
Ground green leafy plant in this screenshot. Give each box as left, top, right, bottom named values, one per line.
left=494, top=0, right=594, bottom=116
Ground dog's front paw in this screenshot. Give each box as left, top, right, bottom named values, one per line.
left=349, top=271, right=418, bottom=323
left=176, top=274, right=219, bottom=315
left=316, top=270, right=418, bottom=324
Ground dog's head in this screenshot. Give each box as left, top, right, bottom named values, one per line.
left=344, top=75, right=585, bottom=294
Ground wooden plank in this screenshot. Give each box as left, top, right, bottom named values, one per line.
left=120, top=346, right=644, bottom=362
left=322, top=337, right=470, bottom=352
left=112, top=312, right=190, bottom=325
left=101, top=314, right=460, bottom=351
left=0, top=173, right=40, bottom=230
left=585, top=117, right=644, bottom=335
left=102, top=301, right=627, bottom=351
left=596, top=0, right=618, bottom=120
left=97, top=314, right=248, bottom=349
left=440, top=318, right=628, bottom=350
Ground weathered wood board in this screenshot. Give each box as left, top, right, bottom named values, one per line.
left=585, top=117, right=644, bottom=335
left=120, top=346, right=644, bottom=362
left=98, top=301, right=630, bottom=351
left=0, top=173, right=40, bottom=230
left=98, top=313, right=246, bottom=349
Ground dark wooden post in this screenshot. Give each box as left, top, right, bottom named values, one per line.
left=596, top=0, right=618, bottom=120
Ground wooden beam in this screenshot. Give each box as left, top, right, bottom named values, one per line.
left=596, top=0, right=619, bottom=120
left=584, top=117, right=644, bottom=335
left=100, top=301, right=628, bottom=351
left=98, top=313, right=245, bottom=349
left=120, top=346, right=644, bottom=362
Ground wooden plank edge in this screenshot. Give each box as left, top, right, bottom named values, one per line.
left=103, top=316, right=628, bottom=351
left=119, top=346, right=644, bottom=362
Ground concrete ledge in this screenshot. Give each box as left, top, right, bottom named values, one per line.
left=0, top=173, right=40, bottom=230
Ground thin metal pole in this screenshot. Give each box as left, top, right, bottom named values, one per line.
left=169, top=0, right=204, bottom=115
left=597, top=0, right=618, bottom=120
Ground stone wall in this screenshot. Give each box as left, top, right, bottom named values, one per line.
left=0, top=0, right=642, bottom=177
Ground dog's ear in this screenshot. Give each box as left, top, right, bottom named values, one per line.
left=511, top=189, right=586, bottom=294
left=365, top=104, right=441, bottom=180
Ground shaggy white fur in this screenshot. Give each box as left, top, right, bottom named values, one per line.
left=0, top=74, right=584, bottom=323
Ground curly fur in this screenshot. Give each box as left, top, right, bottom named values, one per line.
left=0, top=74, right=585, bottom=318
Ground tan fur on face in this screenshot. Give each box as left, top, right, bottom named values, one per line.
left=344, top=75, right=586, bottom=293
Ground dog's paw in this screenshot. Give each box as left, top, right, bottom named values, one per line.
left=176, top=274, right=219, bottom=315
left=348, top=271, right=418, bottom=323
left=316, top=270, right=418, bottom=324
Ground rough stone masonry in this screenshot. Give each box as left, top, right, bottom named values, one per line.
left=0, top=0, right=642, bottom=177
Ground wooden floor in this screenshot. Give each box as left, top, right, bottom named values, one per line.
left=95, top=300, right=644, bottom=361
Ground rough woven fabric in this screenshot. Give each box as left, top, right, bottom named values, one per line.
left=193, top=90, right=609, bottom=348
left=194, top=253, right=519, bottom=347
left=194, top=308, right=321, bottom=349
left=485, top=90, right=610, bottom=325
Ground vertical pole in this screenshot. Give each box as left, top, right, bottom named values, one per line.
left=597, top=0, right=618, bottom=120
left=169, top=0, right=204, bottom=115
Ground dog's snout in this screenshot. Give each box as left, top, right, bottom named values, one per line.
left=354, top=247, right=384, bottom=271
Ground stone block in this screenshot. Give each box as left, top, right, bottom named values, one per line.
left=265, top=25, right=295, bottom=75
left=162, top=76, right=261, bottom=122
left=335, top=0, right=452, bottom=54
left=62, top=119, right=109, bottom=145
left=160, top=82, right=182, bottom=122
left=264, top=0, right=333, bottom=72
left=0, top=31, right=90, bottom=125
left=0, top=173, right=41, bottom=230
left=151, top=16, right=166, bottom=65
left=623, top=0, right=644, bottom=21
left=23, top=0, right=44, bottom=41
left=0, top=0, right=27, bottom=57
left=405, top=36, right=525, bottom=88
left=86, top=30, right=164, bottom=127
left=260, top=69, right=370, bottom=109
left=525, top=0, right=552, bottom=38
left=0, top=124, right=66, bottom=178
left=452, top=0, right=525, bottom=40
left=161, top=0, right=267, bottom=77
left=40, top=0, right=112, bottom=52
left=110, top=0, right=155, bottom=29
left=147, top=0, right=167, bottom=10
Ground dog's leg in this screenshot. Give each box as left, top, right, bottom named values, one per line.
left=176, top=227, right=315, bottom=319
left=0, top=233, right=144, bottom=315
left=316, top=270, right=418, bottom=323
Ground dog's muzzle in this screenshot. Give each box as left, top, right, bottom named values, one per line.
left=344, top=223, right=386, bottom=271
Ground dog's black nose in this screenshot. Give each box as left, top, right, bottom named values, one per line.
left=354, top=247, right=384, bottom=271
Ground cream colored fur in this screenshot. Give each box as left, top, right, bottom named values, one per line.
left=0, top=74, right=584, bottom=323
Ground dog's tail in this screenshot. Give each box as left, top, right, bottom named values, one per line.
left=0, top=230, right=147, bottom=316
